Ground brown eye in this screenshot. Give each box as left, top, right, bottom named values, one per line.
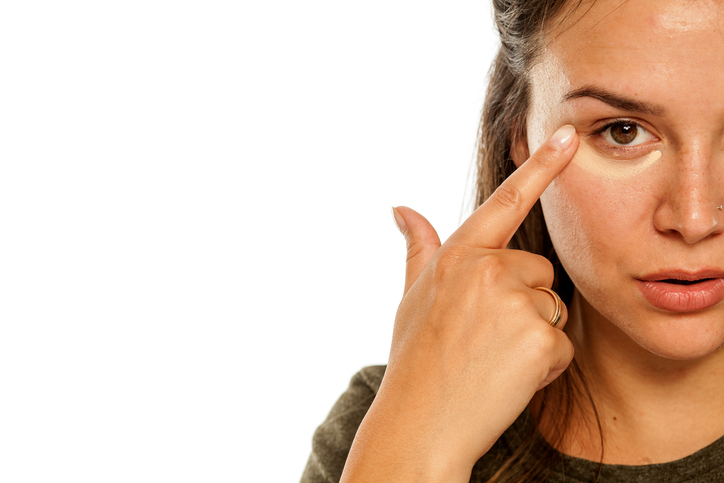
left=601, top=121, right=654, bottom=147
left=610, top=122, right=638, bottom=145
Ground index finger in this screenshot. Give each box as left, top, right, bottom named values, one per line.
left=451, top=125, right=578, bottom=250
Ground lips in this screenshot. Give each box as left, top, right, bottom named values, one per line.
left=636, top=269, right=724, bottom=312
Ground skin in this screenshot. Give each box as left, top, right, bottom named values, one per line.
left=339, top=0, right=724, bottom=480
left=572, top=143, right=662, bottom=179
left=342, top=129, right=578, bottom=483
left=518, top=0, right=724, bottom=464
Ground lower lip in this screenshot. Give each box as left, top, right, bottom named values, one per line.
left=636, top=278, right=724, bottom=312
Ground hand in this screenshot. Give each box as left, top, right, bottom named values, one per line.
left=341, top=125, right=579, bottom=483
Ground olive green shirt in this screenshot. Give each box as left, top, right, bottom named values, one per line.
left=301, top=365, right=724, bottom=482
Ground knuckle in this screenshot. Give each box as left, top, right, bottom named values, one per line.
left=515, top=251, right=555, bottom=286
left=531, top=253, right=555, bottom=284
left=429, top=247, right=465, bottom=283
left=524, top=327, right=557, bottom=358
left=491, top=184, right=524, bottom=213
left=562, top=338, right=575, bottom=363
left=477, top=255, right=508, bottom=286
left=505, top=290, right=531, bottom=313
left=542, top=259, right=555, bottom=284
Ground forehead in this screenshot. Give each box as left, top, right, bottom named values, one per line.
left=537, top=0, right=724, bottom=108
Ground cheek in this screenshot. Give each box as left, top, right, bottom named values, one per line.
left=540, top=165, right=657, bottom=287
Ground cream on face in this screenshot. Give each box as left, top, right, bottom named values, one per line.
left=528, top=0, right=724, bottom=363
left=571, top=142, right=662, bottom=180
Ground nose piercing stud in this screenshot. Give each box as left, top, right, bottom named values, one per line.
left=718, top=205, right=723, bottom=211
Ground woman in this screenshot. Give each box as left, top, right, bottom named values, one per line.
left=302, top=0, right=724, bottom=481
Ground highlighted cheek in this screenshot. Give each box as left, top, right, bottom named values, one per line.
left=572, top=142, right=662, bottom=179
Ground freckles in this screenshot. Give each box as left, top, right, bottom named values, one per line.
left=543, top=161, right=656, bottom=242
left=561, top=142, right=667, bottom=223
left=539, top=140, right=667, bottom=285
left=541, top=163, right=652, bottom=287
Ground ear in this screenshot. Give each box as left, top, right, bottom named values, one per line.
left=510, top=135, right=529, bottom=168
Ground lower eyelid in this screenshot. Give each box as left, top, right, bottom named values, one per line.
left=587, top=136, right=658, bottom=159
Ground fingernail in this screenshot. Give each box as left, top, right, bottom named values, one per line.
left=550, top=125, right=576, bottom=150
left=392, top=207, right=407, bottom=233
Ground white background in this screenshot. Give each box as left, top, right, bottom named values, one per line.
left=0, top=1, right=498, bottom=481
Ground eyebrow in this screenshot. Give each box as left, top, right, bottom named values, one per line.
left=562, top=86, right=665, bottom=116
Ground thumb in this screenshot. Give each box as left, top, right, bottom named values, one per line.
left=392, top=206, right=442, bottom=296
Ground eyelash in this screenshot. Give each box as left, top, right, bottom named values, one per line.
left=590, top=119, right=656, bottom=151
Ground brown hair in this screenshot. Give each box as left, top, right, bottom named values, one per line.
left=476, top=0, right=603, bottom=481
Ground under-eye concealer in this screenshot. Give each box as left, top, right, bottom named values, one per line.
left=572, top=141, right=662, bottom=179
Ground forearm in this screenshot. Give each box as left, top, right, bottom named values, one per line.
left=339, top=391, right=474, bottom=483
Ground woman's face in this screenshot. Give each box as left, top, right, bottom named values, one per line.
left=525, top=0, right=724, bottom=360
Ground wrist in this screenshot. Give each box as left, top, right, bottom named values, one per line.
left=340, top=394, right=474, bottom=483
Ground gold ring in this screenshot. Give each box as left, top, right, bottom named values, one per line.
left=534, top=287, right=562, bottom=328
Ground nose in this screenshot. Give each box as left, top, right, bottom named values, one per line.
left=653, top=148, right=724, bottom=244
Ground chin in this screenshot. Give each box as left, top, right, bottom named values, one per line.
left=619, top=310, right=724, bottom=361
left=574, top=282, right=724, bottom=362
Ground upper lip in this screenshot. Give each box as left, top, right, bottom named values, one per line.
left=637, top=268, right=724, bottom=282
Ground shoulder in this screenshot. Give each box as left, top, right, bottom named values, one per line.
left=301, top=366, right=386, bottom=483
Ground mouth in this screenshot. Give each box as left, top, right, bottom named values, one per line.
left=636, top=271, right=724, bottom=312
left=658, top=278, right=716, bottom=286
